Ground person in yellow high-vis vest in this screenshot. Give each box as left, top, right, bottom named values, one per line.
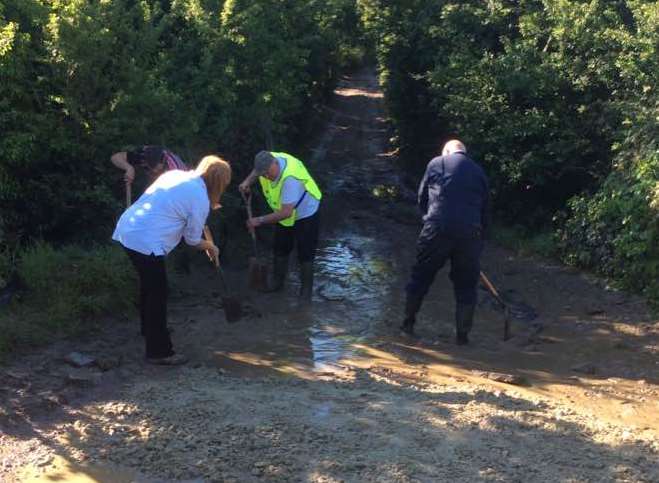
left=239, top=151, right=322, bottom=300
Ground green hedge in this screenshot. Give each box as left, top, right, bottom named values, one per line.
left=558, top=103, right=659, bottom=302
left=0, top=243, right=134, bottom=357
left=0, top=0, right=365, bottom=357
left=359, top=0, right=659, bottom=302
left=359, top=0, right=657, bottom=223
left=0, top=0, right=363, bottom=245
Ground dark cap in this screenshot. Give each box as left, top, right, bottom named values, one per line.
left=254, top=150, right=276, bottom=175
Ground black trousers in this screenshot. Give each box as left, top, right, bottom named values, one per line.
left=406, top=224, right=483, bottom=306
left=124, top=247, right=174, bottom=359
left=274, top=212, right=320, bottom=263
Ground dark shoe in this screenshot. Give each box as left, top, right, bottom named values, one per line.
left=260, top=255, right=289, bottom=293
left=146, top=354, right=188, bottom=366
left=299, top=262, right=314, bottom=301
left=455, top=304, right=475, bottom=346
left=400, top=293, right=423, bottom=337
left=399, top=321, right=417, bottom=339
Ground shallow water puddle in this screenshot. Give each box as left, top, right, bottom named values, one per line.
left=308, top=326, right=366, bottom=372
left=315, top=236, right=393, bottom=302
left=19, top=455, right=148, bottom=483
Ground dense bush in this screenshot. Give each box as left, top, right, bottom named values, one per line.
left=360, top=0, right=659, bottom=300
left=558, top=105, right=659, bottom=300
left=0, top=0, right=363, bottom=355
left=0, top=0, right=363, bottom=245
left=359, top=0, right=656, bottom=223
left=2, top=0, right=657, bottom=337
left=0, top=243, right=134, bottom=356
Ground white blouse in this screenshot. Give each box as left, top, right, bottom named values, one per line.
left=113, top=170, right=209, bottom=256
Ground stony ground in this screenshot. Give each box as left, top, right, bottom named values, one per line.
left=1, top=69, right=658, bottom=482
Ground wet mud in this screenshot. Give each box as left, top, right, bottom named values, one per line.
left=2, top=69, right=658, bottom=482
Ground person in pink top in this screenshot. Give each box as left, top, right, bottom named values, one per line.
left=111, top=145, right=189, bottom=189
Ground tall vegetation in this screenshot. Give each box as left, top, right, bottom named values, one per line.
left=359, top=0, right=659, bottom=301
left=1, top=0, right=658, bottom=336
left=0, top=0, right=364, bottom=354
left=0, top=0, right=363, bottom=246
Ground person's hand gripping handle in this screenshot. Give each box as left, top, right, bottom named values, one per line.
left=202, top=226, right=220, bottom=268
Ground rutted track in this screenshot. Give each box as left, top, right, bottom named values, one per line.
left=2, top=69, right=658, bottom=483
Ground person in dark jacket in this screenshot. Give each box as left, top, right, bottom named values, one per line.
left=401, top=139, right=490, bottom=345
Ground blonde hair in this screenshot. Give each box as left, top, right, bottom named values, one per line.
left=196, top=155, right=232, bottom=208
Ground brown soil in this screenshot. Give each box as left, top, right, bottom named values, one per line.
left=1, top=68, right=657, bottom=483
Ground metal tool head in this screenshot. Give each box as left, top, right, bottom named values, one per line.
left=248, top=257, right=268, bottom=291
left=222, top=295, right=243, bottom=323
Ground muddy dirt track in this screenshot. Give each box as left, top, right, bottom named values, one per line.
left=1, top=69, right=658, bottom=482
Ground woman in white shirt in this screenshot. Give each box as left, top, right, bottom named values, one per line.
left=113, top=155, right=231, bottom=365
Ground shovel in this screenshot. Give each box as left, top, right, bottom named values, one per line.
left=480, top=271, right=511, bottom=341
left=126, top=183, right=132, bottom=208
left=203, top=226, right=243, bottom=323
left=242, top=193, right=268, bottom=291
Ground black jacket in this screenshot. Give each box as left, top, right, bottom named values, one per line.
left=418, top=152, right=490, bottom=238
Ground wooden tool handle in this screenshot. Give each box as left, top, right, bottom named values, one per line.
left=125, top=183, right=132, bottom=208
left=480, top=271, right=501, bottom=300
left=203, top=226, right=214, bottom=243
left=245, top=193, right=255, bottom=220
left=204, top=226, right=230, bottom=292
left=203, top=226, right=219, bottom=267
left=481, top=271, right=511, bottom=341
left=242, top=192, right=257, bottom=240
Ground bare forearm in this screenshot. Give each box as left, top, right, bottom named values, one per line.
left=241, top=170, right=258, bottom=188
left=111, top=152, right=131, bottom=170
left=192, top=238, right=215, bottom=252
left=256, top=210, right=289, bottom=225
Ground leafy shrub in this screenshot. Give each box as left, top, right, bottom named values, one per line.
left=558, top=141, right=659, bottom=301
left=16, top=242, right=135, bottom=327
left=0, top=242, right=135, bottom=357
left=1, top=0, right=363, bottom=245
left=360, top=0, right=659, bottom=303
left=359, top=0, right=655, bottom=224
left=493, top=224, right=558, bottom=259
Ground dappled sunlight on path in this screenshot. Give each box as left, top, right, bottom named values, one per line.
left=2, top=68, right=658, bottom=482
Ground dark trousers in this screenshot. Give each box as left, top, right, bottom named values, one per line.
left=406, top=224, right=483, bottom=305
left=124, top=248, right=174, bottom=359
left=274, top=212, right=320, bottom=263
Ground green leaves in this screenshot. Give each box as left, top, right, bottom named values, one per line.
left=1, top=0, right=357, bottom=245
left=363, top=0, right=659, bottom=302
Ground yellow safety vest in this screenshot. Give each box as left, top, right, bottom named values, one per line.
left=259, top=152, right=322, bottom=227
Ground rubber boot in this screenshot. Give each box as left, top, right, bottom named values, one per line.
left=455, top=304, right=475, bottom=345
left=261, top=255, right=289, bottom=293
left=400, top=293, right=423, bottom=338
left=299, top=262, right=314, bottom=302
